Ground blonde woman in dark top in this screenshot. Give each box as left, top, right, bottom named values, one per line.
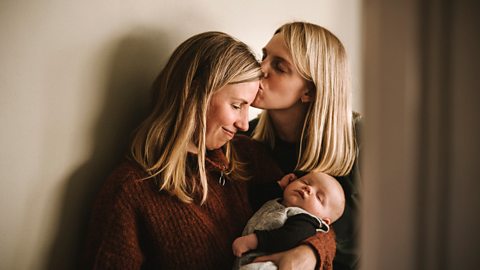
left=247, top=22, right=361, bottom=270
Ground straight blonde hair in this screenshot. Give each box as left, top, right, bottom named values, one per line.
left=131, top=32, right=261, bottom=203
left=253, top=22, right=357, bottom=176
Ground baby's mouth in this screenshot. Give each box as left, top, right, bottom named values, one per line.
left=295, top=190, right=305, bottom=199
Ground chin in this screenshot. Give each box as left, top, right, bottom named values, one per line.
left=206, top=142, right=226, bottom=151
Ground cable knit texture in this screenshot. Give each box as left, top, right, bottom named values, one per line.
left=84, top=135, right=335, bottom=269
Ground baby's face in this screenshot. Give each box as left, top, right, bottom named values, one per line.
left=282, top=172, right=344, bottom=224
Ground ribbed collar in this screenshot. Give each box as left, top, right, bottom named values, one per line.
left=187, top=148, right=229, bottom=173
left=205, top=148, right=228, bottom=172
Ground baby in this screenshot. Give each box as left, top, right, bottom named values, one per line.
left=232, top=171, right=345, bottom=270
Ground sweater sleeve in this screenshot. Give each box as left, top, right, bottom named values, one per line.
left=84, top=164, right=144, bottom=269
left=255, top=213, right=320, bottom=253
left=302, top=229, right=336, bottom=270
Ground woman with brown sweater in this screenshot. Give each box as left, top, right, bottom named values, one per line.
left=84, top=31, right=335, bottom=269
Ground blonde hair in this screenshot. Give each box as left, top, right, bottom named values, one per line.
left=253, top=22, right=357, bottom=176
left=131, top=31, right=261, bottom=204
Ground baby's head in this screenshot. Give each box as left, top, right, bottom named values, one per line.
left=282, top=171, right=345, bottom=225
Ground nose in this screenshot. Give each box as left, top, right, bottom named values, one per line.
left=234, top=109, right=249, bottom=132
left=302, top=185, right=311, bottom=194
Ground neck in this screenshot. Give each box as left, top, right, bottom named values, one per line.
left=268, top=102, right=308, bottom=143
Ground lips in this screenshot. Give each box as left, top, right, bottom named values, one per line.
left=222, top=128, right=235, bottom=139
left=295, top=190, right=305, bottom=199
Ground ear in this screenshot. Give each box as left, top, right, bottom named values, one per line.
left=300, top=82, right=316, bottom=103
left=300, top=88, right=314, bottom=103
left=322, top=217, right=331, bottom=225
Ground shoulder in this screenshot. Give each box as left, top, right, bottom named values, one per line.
left=107, top=160, right=147, bottom=186
left=97, top=160, right=153, bottom=204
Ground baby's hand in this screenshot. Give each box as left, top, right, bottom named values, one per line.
left=232, top=234, right=258, bottom=257
left=277, top=173, right=297, bottom=189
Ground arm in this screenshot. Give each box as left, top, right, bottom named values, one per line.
left=255, top=213, right=320, bottom=253
left=84, top=166, right=144, bottom=269
left=301, top=230, right=336, bottom=270
left=232, top=233, right=258, bottom=257
left=253, top=230, right=336, bottom=270
left=253, top=245, right=318, bottom=270
left=232, top=212, right=316, bottom=257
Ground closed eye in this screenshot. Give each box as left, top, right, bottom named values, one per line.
left=272, top=59, right=286, bottom=73
left=316, top=193, right=326, bottom=204
left=262, top=49, right=287, bottom=73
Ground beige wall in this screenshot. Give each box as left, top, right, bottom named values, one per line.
left=0, top=1, right=361, bottom=269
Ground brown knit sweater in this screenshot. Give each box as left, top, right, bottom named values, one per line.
left=84, top=135, right=335, bottom=269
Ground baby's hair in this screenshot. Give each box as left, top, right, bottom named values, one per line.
left=293, top=170, right=308, bottom=178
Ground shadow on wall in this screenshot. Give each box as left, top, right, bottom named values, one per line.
left=45, top=28, right=171, bottom=270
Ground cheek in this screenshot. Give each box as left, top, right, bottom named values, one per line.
left=207, top=105, right=232, bottom=129
left=283, top=79, right=304, bottom=95
left=304, top=199, right=321, bottom=214
left=206, top=105, right=221, bottom=132
left=267, top=76, right=304, bottom=99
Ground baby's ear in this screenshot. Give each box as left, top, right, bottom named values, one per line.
left=323, top=218, right=331, bottom=225
left=277, top=173, right=296, bottom=189
left=287, top=173, right=297, bottom=183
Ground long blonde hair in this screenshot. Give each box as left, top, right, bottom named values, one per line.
left=253, top=22, right=357, bottom=176
left=131, top=31, right=261, bottom=203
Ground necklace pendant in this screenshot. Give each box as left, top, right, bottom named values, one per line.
left=219, top=171, right=225, bottom=186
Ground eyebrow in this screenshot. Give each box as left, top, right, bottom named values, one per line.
left=232, top=98, right=250, bottom=104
